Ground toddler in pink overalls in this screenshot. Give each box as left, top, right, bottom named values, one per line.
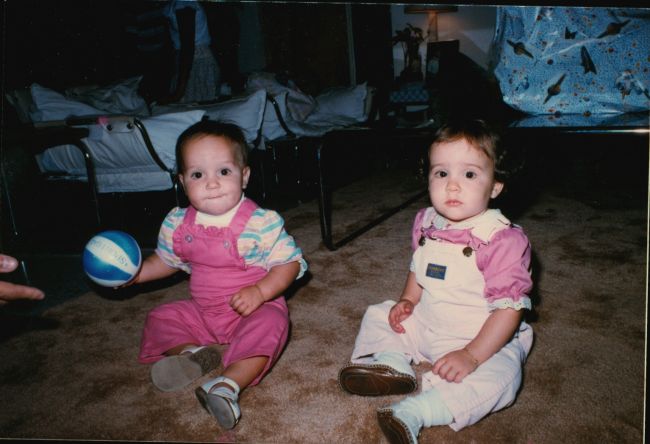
left=339, top=119, right=534, bottom=443
left=131, top=120, right=307, bottom=430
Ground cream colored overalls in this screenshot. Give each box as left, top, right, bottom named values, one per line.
left=351, top=209, right=533, bottom=430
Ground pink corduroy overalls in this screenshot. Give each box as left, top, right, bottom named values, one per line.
left=138, top=199, right=290, bottom=386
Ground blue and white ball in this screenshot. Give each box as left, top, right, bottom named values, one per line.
left=83, top=230, right=142, bottom=287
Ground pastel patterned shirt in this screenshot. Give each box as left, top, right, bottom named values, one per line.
left=155, top=205, right=308, bottom=278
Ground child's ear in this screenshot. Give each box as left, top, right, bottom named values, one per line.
left=178, top=174, right=185, bottom=189
left=490, top=181, right=504, bottom=199
left=242, top=166, right=251, bottom=189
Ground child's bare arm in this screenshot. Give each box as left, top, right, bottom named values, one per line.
left=256, top=261, right=301, bottom=300
left=388, top=272, right=422, bottom=333
left=230, top=261, right=300, bottom=316
left=398, top=271, right=422, bottom=305
left=131, top=253, right=178, bottom=285
left=432, top=308, right=523, bottom=382
left=464, top=308, right=523, bottom=363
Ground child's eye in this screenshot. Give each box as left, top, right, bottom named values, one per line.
left=190, top=171, right=203, bottom=179
left=433, top=170, right=447, bottom=178
left=219, top=168, right=232, bottom=176
left=465, top=171, right=477, bottom=179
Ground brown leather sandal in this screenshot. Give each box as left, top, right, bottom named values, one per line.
left=338, top=363, right=417, bottom=396
left=377, top=408, right=418, bottom=444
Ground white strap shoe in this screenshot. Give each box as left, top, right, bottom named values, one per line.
left=195, top=376, right=241, bottom=429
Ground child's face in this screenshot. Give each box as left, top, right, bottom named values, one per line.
left=428, top=138, right=503, bottom=223
left=178, top=135, right=250, bottom=216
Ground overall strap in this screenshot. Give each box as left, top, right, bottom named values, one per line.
left=182, top=205, right=197, bottom=225
left=228, top=198, right=259, bottom=239
left=171, top=206, right=196, bottom=262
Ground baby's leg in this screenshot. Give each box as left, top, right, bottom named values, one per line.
left=376, top=342, right=523, bottom=442
left=221, top=356, right=268, bottom=390
left=377, top=388, right=453, bottom=443
left=139, top=300, right=214, bottom=362
left=195, top=356, right=268, bottom=430
left=196, top=299, right=289, bottom=429
left=340, top=301, right=420, bottom=396
left=140, top=300, right=221, bottom=392
left=349, top=300, right=420, bottom=361
left=221, top=297, right=289, bottom=385
left=423, top=339, right=525, bottom=431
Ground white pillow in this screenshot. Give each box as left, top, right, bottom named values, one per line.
left=201, top=89, right=266, bottom=143
left=29, top=83, right=103, bottom=122
left=262, top=92, right=289, bottom=140
left=314, top=83, right=368, bottom=122
left=65, top=76, right=149, bottom=116
left=141, top=110, right=206, bottom=169
left=245, top=72, right=317, bottom=122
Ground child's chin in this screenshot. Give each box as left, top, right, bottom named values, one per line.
left=199, top=205, right=228, bottom=217
left=437, top=210, right=467, bottom=223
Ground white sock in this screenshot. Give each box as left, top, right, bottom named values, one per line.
left=417, top=388, right=453, bottom=427
left=374, top=351, right=415, bottom=378
left=181, top=345, right=206, bottom=355
left=202, top=375, right=240, bottom=396
left=389, top=387, right=452, bottom=441
left=389, top=396, right=423, bottom=442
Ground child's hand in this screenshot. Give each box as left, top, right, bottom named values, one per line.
left=388, top=299, right=414, bottom=334
left=114, top=272, right=139, bottom=290
left=230, top=285, right=265, bottom=317
left=114, top=254, right=177, bottom=290
left=431, top=349, right=479, bottom=383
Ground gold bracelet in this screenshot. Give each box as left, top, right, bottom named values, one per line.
left=463, top=347, right=480, bottom=369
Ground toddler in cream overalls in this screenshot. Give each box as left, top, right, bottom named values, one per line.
left=339, top=119, right=533, bottom=443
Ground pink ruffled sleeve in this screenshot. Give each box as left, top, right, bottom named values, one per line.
left=476, top=226, right=533, bottom=311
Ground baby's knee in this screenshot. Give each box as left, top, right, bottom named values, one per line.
left=144, top=302, right=193, bottom=330
left=363, top=300, right=395, bottom=319
left=144, top=303, right=175, bottom=323
left=244, top=303, right=289, bottom=337
left=260, top=302, right=289, bottom=326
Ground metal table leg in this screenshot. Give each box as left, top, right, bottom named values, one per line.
left=316, top=136, right=428, bottom=251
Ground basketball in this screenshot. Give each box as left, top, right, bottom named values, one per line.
left=83, top=230, right=142, bottom=287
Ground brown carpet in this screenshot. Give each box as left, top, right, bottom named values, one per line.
left=0, top=168, right=646, bottom=443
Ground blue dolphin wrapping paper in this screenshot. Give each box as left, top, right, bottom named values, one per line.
left=490, top=7, right=650, bottom=116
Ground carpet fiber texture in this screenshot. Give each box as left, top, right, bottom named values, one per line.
left=0, top=169, right=646, bottom=443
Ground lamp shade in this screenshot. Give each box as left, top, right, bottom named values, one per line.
left=404, top=5, right=458, bottom=14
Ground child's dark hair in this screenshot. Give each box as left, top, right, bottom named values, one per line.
left=175, top=120, right=248, bottom=173
left=430, top=118, right=522, bottom=183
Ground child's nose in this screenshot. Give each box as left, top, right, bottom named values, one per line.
left=446, top=177, right=460, bottom=191
left=206, top=176, right=220, bottom=188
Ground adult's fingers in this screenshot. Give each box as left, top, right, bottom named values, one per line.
left=0, top=255, right=19, bottom=273
left=0, top=281, right=45, bottom=303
